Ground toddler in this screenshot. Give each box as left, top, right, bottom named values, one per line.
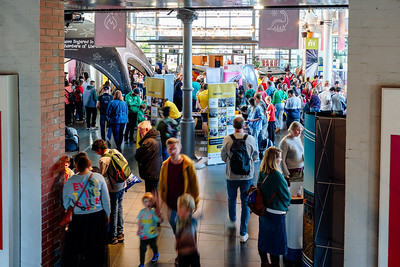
left=137, top=192, right=161, bottom=267
left=176, top=194, right=200, bottom=267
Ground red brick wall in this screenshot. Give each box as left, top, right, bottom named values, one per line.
left=40, top=0, right=65, bottom=266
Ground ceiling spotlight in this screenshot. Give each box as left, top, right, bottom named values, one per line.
left=254, top=5, right=264, bottom=10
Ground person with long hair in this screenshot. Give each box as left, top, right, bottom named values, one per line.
left=106, top=90, right=129, bottom=152
left=279, top=121, right=304, bottom=183
left=257, top=147, right=291, bottom=267
left=62, top=155, right=110, bottom=267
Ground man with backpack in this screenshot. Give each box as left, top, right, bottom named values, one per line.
left=135, top=120, right=163, bottom=193
left=221, top=116, right=258, bottom=243
left=92, top=139, right=128, bottom=245
left=96, top=86, right=113, bottom=144
left=156, top=106, right=178, bottom=160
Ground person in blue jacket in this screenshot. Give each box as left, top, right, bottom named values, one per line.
left=106, top=90, right=129, bottom=152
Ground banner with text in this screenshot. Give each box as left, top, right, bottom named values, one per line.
left=259, top=9, right=299, bottom=49
left=207, top=83, right=236, bottom=165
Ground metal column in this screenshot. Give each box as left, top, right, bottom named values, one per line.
left=177, top=9, right=198, bottom=159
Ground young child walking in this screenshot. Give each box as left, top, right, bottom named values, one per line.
left=176, top=194, right=201, bottom=267
left=137, top=192, right=161, bottom=267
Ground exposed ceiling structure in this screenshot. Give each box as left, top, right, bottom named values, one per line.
left=64, top=0, right=349, bottom=11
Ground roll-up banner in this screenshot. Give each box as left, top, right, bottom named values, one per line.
left=145, top=77, right=165, bottom=127
left=207, top=83, right=236, bottom=165
left=305, top=38, right=319, bottom=79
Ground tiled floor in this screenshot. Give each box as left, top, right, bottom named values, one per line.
left=67, top=121, right=288, bottom=267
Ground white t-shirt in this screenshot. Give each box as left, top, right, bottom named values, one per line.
left=319, top=91, right=332, bottom=111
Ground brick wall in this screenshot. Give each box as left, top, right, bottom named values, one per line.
left=40, top=0, right=65, bottom=266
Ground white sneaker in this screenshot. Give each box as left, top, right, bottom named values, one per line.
left=226, top=213, right=236, bottom=228
left=240, top=233, right=249, bottom=243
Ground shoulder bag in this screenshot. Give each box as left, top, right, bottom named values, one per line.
left=60, top=173, right=93, bottom=227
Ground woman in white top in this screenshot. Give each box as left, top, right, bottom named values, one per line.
left=279, top=121, right=304, bottom=183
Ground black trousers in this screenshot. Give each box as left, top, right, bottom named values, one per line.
left=259, top=249, right=279, bottom=267
left=124, top=112, right=137, bottom=140
left=75, top=101, right=83, bottom=121
left=140, top=237, right=158, bottom=265
left=65, top=103, right=74, bottom=125
left=178, top=252, right=201, bottom=267
left=85, top=107, right=97, bottom=128
left=267, top=121, right=276, bottom=144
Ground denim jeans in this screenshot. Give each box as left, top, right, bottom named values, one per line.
left=250, top=128, right=261, bottom=153
left=109, top=189, right=124, bottom=238
left=226, top=179, right=253, bottom=236
left=310, top=107, right=320, bottom=112
left=111, top=123, right=126, bottom=151
left=100, top=115, right=112, bottom=141
left=274, top=102, right=284, bottom=129
left=168, top=209, right=178, bottom=235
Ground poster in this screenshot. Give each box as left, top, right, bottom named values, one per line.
left=145, top=77, right=165, bottom=126
left=259, top=9, right=299, bottom=49
left=207, top=83, right=236, bottom=165
left=305, top=38, right=319, bottom=79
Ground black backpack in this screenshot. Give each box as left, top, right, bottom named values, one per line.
left=229, top=134, right=251, bottom=175
left=65, top=89, right=76, bottom=104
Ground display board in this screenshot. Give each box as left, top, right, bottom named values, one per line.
left=206, top=68, right=223, bottom=84
left=145, top=77, right=165, bottom=126
left=207, top=83, right=236, bottom=165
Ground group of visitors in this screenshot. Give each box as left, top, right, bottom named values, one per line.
left=62, top=132, right=199, bottom=267
left=221, top=116, right=304, bottom=266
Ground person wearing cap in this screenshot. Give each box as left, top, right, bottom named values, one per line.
left=125, top=86, right=142, bottom=143
left=82, top=84, right=98, bottom=130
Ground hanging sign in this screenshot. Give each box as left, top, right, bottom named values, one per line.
left=95, top=12, right=126, bottom=47
left=305, top=38, right=319, bottom=79
left=259, top=9, right=299, bottom=49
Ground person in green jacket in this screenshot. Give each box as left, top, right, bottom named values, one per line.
left=272, top=83, right=288, bottom=132
left=124, top=87, right=141, bottom=143
left=244, top=83, right=256, bottom=99
left=257, top=147, right=291, bottom=267
left=137, top=104, right=147, bottom=125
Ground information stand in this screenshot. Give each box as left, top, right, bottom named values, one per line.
left=207, top=83, right=236, bottom=165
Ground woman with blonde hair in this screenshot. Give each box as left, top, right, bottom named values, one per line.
left=258, top=147, right=291, bottom=267
left=106, top=90, right=129, bottom=151
left=279, top=121, right=304, bottom=182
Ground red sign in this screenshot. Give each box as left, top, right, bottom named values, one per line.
left=261, top=59, right=278, bottom=67
left=389, top=135, right=400, bottom=266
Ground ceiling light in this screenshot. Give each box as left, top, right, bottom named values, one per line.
left=167, top=2, right=178, bottom=7
left=254, top=5, right=264, bottom=10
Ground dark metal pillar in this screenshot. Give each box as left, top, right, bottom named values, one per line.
left=177, top=9, right=198, bottom=159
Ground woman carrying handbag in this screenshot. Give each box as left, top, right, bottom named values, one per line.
left=62, top=155, right=111, bottom=267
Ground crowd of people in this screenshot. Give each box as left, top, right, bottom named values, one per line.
left=61, top=67, right=344, bottom=266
